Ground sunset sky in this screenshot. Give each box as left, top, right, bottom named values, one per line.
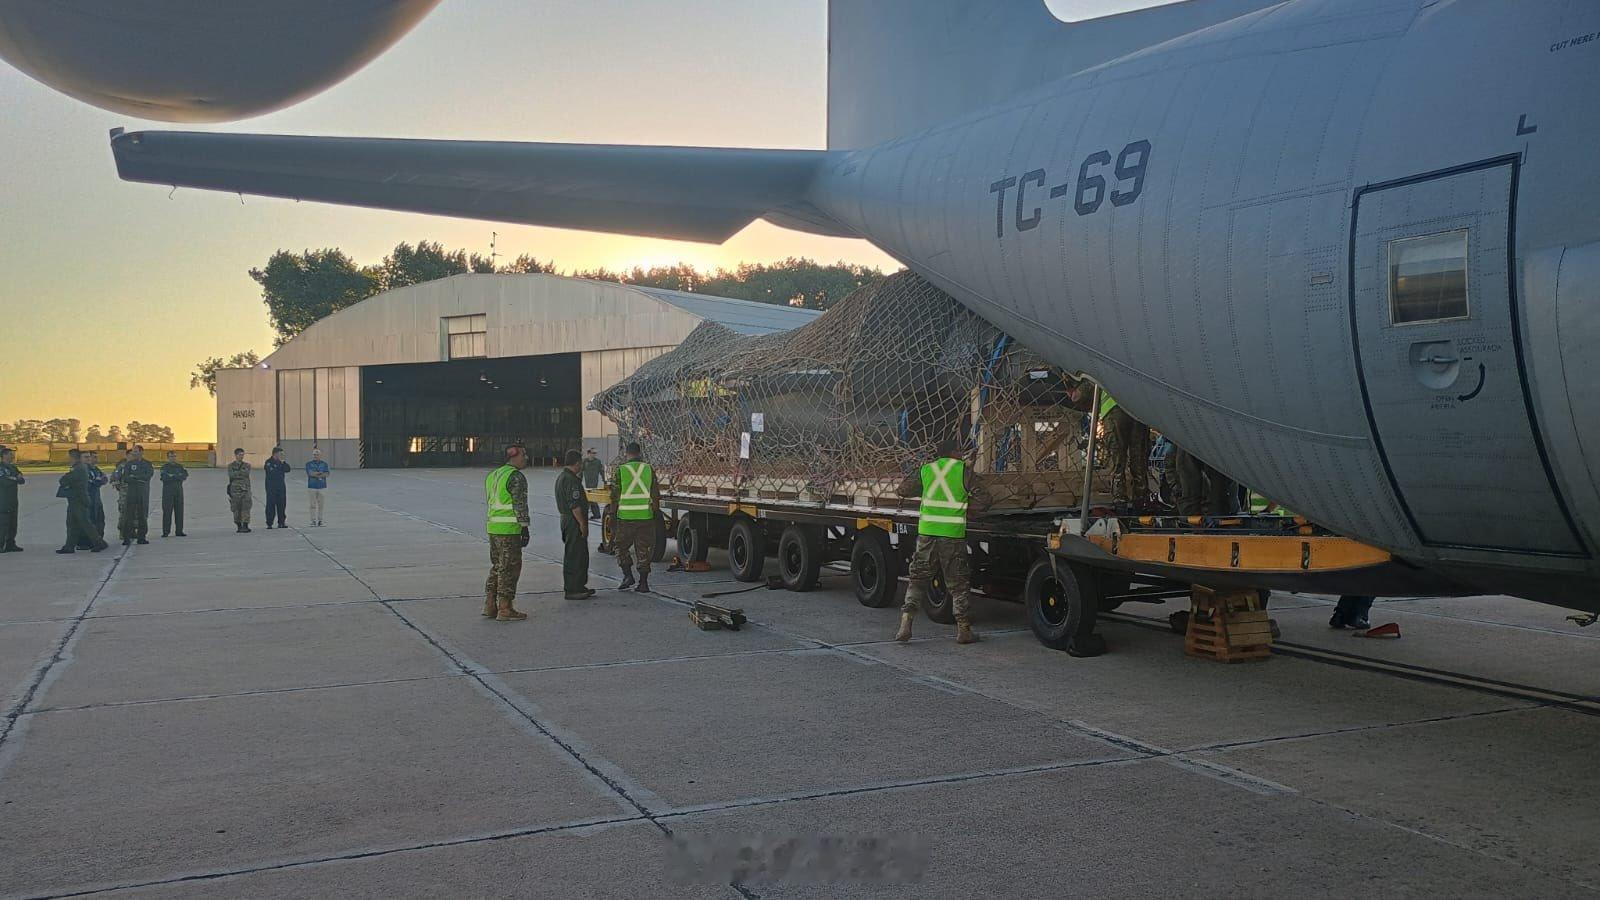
left=0, top=1, right=1163, bottom=440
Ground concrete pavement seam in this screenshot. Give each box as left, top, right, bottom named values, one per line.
left=289, top=524, right=671, bottom=820
left=17, top=672, right=463, bottom=717
left=1179, top=703, right=1540, bottom=755
left=0, top=542, right=131, bottom=775
left=14, top=812, right=651, bottom=900
left=292, top=511, right=764, bottom=897
left=653, top=754, right=1149, bottom=821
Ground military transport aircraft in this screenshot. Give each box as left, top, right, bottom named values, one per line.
left=4, top=0, right=1598, bottom=610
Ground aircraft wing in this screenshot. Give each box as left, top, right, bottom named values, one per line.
left=108, top=129, right=845, bottom=242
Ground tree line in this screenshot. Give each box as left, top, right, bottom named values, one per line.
left=196, top=241, right=887, bottom=388
left=0, top=419, right=176, bottom=444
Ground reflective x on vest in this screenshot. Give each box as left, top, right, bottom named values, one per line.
left=617, top=461, right=654, bottom=520
left=918, top=458, right=968, bottom=538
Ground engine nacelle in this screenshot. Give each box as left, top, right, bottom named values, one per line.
left=0, top=0, right=439, bottom=122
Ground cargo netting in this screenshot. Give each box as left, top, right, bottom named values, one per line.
left=590, top=272, right=1109, bottom=512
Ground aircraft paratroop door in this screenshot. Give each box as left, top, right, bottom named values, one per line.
left=1350, top=157, right=1584, bottom=556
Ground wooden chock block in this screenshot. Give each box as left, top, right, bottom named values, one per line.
left=1185, top=585, right=1271, bottom=663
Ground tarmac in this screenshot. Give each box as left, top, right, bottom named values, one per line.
left=3, top=467, right=1600, bottom=898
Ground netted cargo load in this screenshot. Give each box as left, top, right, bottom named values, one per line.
left=590, top=272, right=1111, bottom=512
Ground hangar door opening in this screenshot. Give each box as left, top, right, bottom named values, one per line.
left=361, top=355, right=581, bottom=467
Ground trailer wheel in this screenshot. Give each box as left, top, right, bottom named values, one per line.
left=652, top=515, right=670, bottom=563
left=777, top=524, right=824, bottom=592
left=1025, top=558, right=1105, bottom=657
left=850, top=529, right=898, bottom=608
left=676, top=514, right=710, bottom=563
left=727, top=517, right=765, bottom=582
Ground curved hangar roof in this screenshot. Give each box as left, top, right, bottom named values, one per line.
left=262, top=273, right=820, bottom=370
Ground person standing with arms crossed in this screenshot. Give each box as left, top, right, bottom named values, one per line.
left=263, top=447, right=290, bottom=529
left=483, top=443, right=532, bottom=621
left=556, top=450, right=595, bottom=599
left=0, top=446, right=23, bottom=553
left=119, top=445, right=155, bottom=545
left=609, top=442, right=659, bottom=593
left=160, top=450, right=188, bottom=537
left=227, top=448, right=253, bottom=533
left=894, top=438, right=984, bottom=645
left=305, top=448, right=330, bottom=526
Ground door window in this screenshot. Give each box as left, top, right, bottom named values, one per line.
left=1388, top=230, right=1469, bottom=325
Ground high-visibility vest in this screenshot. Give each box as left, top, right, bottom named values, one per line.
left=616, top=460, right=655, bottom=521
left=484, top=465, right=521, bottom=535
left=917, top=458, right=968, bottom=538
left=1098, top=391, right=1119, bottom=420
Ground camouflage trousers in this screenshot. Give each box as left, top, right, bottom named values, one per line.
left=612, top=518, right=654, bottom=576
left=229, top=489, right=252, bottom=525
left=901, top=535, right=972, bottom=624
left=1104, top=406, right=1151, bottom=505
left=485, top=534, right=524, bottom=612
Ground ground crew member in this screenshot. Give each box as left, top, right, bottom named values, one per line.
left=84, top=449, right=108, bottom=544
left=263, top=447, right=290, bottom=529
left=1073, top=386, right=1152, bottom=509
left=118, top=445, right=154, bottom=545
left=894, top=439, right=984, bottom=645
left=160, top=450, right=188, bottom=537
left=1330, top=595, right=1374, bottom=631
left=581, top=447, right=605, bottom=519
left=227, top=448, right=253, bottom=533
left=109, top=449, right=130, bottom=542
left=556, top=449, right=595, bottom=599
left=1171, top=445, right=1236, bottom=517
left=305, top=448, right=330, bottom=526
left=56, top=450, right=106, bottom=554
left=483, top=443, right=532, bottom=621
left=609, top=442, right=659, bottom=593
left=0, top=446, right=24, bottom=553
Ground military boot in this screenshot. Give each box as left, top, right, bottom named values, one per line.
left=634, top=574, right=649, bottom=593
left=618, top=569, right=635, bottom=591
left=894, top=613, right=914, bottom=642
left=483, top=595, right=498, bottom=618
left=496, top=607, right=528, bottom=622
left=955, top=620, right=979, bottom=644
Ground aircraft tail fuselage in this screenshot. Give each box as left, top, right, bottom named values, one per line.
left=810, top=0, right=1600, bottom=606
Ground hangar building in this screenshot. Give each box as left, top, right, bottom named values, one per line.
left=214, top=274, right=818, bottom=468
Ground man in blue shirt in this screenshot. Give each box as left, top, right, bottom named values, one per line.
left=305, top=448, right=330, bottom=526
left=263, top=447, right=291, bottom=529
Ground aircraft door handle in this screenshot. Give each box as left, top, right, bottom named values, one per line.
left=1418, top=353, right=1458, bottom=365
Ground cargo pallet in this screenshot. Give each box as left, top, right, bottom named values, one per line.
left=597, top=383, right=1412, bottom=658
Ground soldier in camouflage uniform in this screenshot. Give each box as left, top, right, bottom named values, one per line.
left=110, top=450, right=131, bottom=542
left=608, top=442, right=659, bottom=592
left=894, top=439, right=985, bottom=645
left=484, top=443, right=532, bottom=621
left=84, top=450, right=108, bottom=545
left=227, top=448, right=253, bottom=533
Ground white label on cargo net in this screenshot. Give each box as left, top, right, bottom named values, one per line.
left=751, top=413, right=765, bottom=433
left=740, top=432, right=752, bottom=459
